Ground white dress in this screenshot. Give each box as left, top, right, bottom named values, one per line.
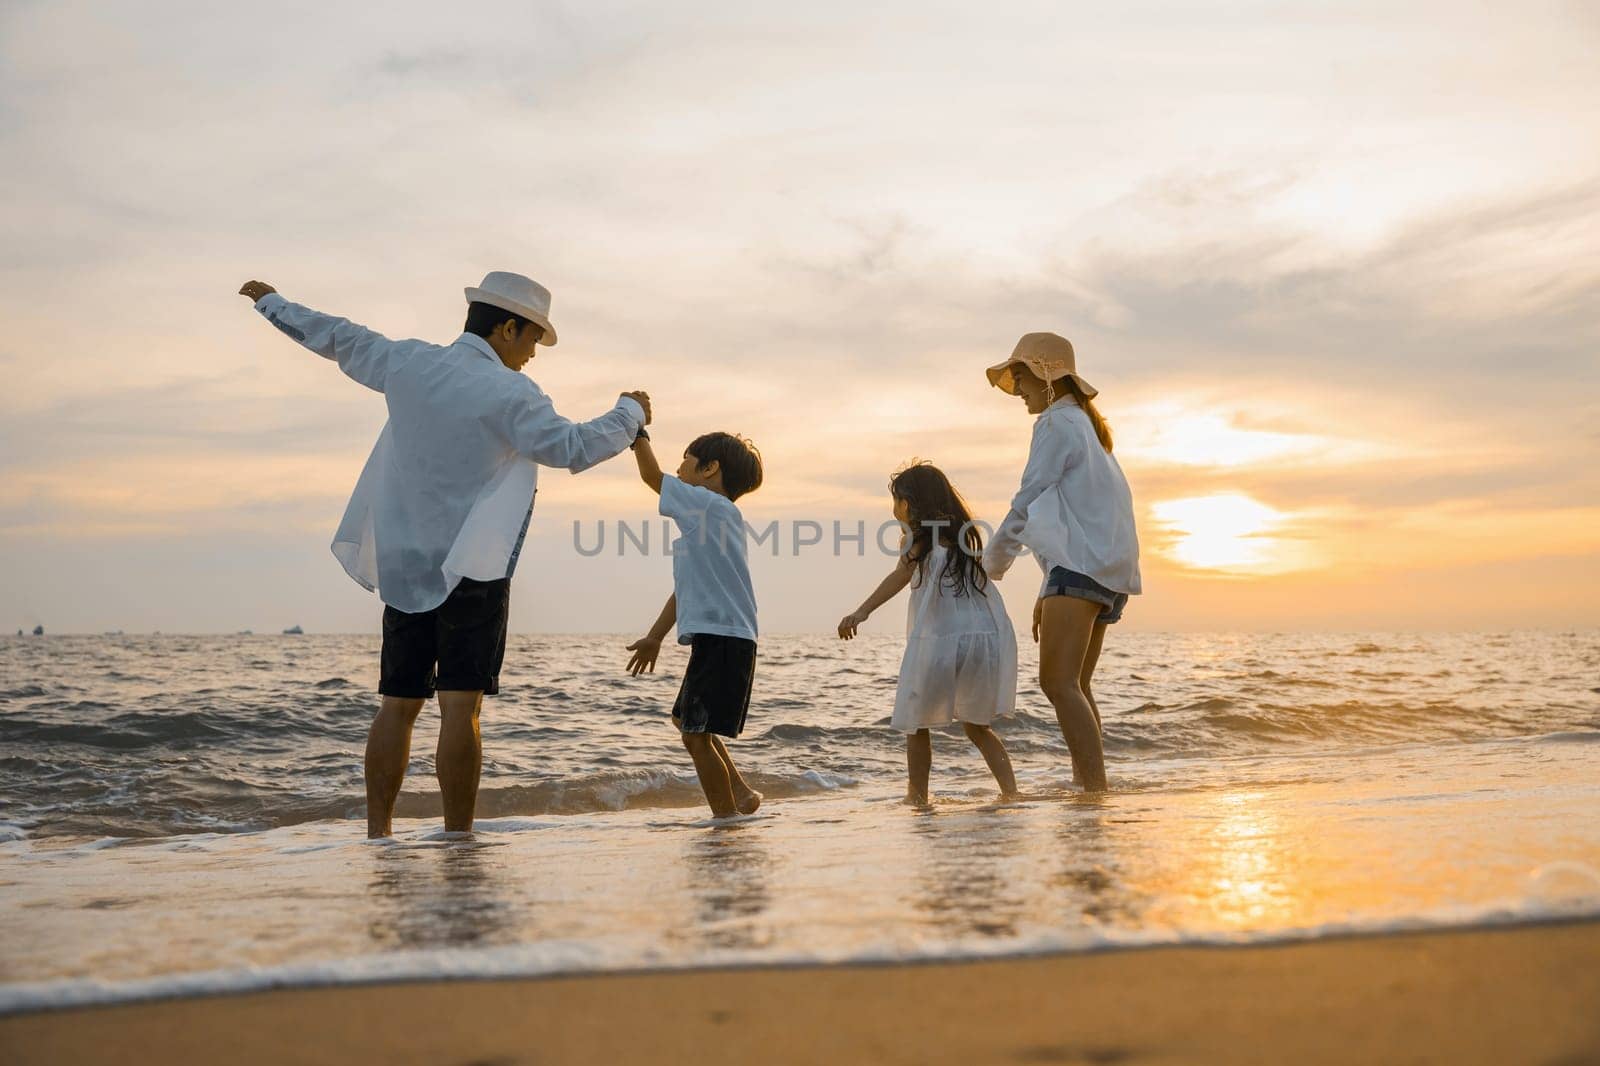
left=891, top=544, right=1019, bottom=733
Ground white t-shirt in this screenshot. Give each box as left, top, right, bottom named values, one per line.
left=659, top=475, right=759, bottom=645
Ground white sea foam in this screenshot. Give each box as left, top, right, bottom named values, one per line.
left=2, top=904, right=1595, bottom=1017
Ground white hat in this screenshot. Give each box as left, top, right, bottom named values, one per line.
left=464, top=271, right=558, bottom=347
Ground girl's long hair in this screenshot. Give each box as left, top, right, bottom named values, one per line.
left=889, top=461, right=989, bottom=598
left=1052, top=376, right=1114, bottom=452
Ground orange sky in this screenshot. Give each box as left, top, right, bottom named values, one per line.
left=1, top=2, right=1596, bottom=634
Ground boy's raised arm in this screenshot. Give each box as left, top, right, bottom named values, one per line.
left=625, top=594, right=676, bottom=675
left=238, top=279, right=402, bottom=394
left=630, top=432, right=664, bottom=494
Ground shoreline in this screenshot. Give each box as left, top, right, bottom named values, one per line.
left=3, top=921, right=1597, bottom=1065
left=4, top=912, right=1598, bottom=1018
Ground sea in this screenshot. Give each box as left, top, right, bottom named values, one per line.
left=2, top=630, right=1598, bottom=1013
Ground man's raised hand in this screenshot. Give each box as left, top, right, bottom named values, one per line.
left=621, top=390, right=652, bottom=424
left=238, top=280, right=277, bottom=303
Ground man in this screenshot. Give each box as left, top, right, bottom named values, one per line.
left=239, top=271, right=651, bottom=838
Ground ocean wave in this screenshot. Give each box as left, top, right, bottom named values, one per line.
left=3, top=902, right=1596, bottom=1017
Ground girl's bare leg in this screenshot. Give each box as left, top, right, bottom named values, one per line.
left=961, top=722, right=1019, bottom=796
left=1038, top=596, right=1108, bottom=792
left=906, top=729, right=932, bottom=805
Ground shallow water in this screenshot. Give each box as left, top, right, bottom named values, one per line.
left=2, top=631, right=1598, bottom=1010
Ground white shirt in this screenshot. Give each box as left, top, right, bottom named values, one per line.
left=255, top=293, right=644, bottom=613
left=659, top=475, right=758, bottom=644
left=983, top=396, right=1142, bottom=597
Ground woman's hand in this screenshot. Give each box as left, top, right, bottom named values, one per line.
left=1032, top=598, right=1043, bottom=643
left=837, top=611, right=868, bottom=640
left=625, top=635, right=662, bottom=675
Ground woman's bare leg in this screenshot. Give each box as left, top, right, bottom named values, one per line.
left=962, top=722, right=1018, bottom=796
left=1080, top=622, right=1108, bottom=735
left=1038, top=596, right=1108, bottom=792
left=906, top=729, right=932, bottom=805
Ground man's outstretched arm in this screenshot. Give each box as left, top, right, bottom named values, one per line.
left=500, top=383, right=652, bottom=473
left=238, top=279, right=402, bottom=394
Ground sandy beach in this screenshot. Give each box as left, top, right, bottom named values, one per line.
left=5, top=921, right=1597, bottom=1066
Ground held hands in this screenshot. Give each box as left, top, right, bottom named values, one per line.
left=837, top=610, right=868, bottom=640
left=625, top=635, right=662, bottom=675
left=621, top=391, right=652, bottom=424
left=238, top=280, right=277, bottom=303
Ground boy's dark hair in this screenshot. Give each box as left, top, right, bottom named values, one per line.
left=463, top=301, right=536, bottom=339
left=686, top=432, right=763, bottom=501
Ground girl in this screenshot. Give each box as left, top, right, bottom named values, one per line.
left=982, top=332, right=1140, bottom=793
left=837, top=462, right=1019, bottom=806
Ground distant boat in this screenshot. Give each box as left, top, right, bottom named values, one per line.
left=282, top=625, right=305, bottom=635
left=32, top=624, right=43, bottom=636
left=237, top=629, right=254, bottom=636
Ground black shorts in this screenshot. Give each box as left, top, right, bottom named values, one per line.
left=672, top=634, right=757, bottom=738
left=379, top=578, right=510, bottom=698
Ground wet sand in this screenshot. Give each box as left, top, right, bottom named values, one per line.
left=4, top=921, right=1597, bottom=1066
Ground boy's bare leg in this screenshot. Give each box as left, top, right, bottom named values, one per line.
left=962, top=722, right=1019, bottom=797
left=681, top=732, right=739, bottom=817
left=906, top=729, right=932, bottom=806
left=710, top=735, right=761, bottom=813
left=436, top=690, right=484, bottom=833
left=365, top=696, right=426, bottom=838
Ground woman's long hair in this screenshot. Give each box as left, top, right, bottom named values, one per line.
left=1051, top=376, right=1113, bottom=452
left=890, top=461, right=989, bottom=598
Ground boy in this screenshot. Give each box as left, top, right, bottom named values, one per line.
left=624, top=430, right=763, bottom=818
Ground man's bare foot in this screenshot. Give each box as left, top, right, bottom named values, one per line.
left=904, top=790, right=931, bottom=808
left=735, top=788, right=763, bottom=815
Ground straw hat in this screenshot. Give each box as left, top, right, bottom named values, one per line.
left=464, top=271, right=558, bottom=347
left=985, top=332, right=1097, bottom=400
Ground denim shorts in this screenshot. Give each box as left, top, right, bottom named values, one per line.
left=1042, top=567, right=1128, bottom=625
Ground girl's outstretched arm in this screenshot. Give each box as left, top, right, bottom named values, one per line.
left=838, top=556, right=915, bottom=639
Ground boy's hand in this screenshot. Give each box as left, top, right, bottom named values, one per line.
left=621, top=391, right=652, bottom=424
left=837, top=611, right=868, bottom=640
left=1032, top=598, right=1043, bottom=643
left=625, top=635, right=662, bottom=675
left=239, top=280, right=277, bottom=303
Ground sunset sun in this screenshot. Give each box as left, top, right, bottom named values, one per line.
left=1151, top=493, right=1299, bottom=573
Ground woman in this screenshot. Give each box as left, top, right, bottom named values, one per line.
left=982, top=332, right=1141, bottom=792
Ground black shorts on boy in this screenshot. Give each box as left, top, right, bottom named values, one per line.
left=379, top=577, right=510, bottom=697
left=671, top=633, right=757, bottom=738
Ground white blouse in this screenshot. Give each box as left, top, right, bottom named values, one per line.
left=255, top=294, right=643, bottom=614
left=983, top=396, right=1141, bottom=597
